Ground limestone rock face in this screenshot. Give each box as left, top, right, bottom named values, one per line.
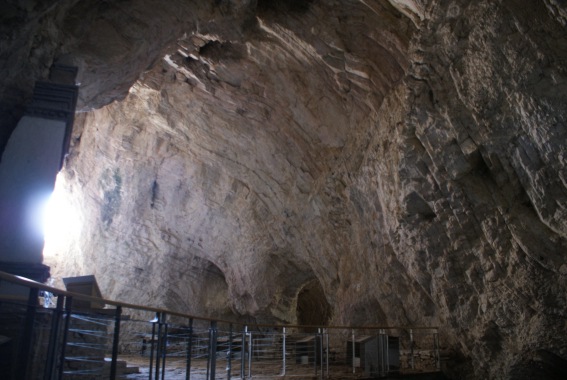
left=2, top=0, right=567, bottom=378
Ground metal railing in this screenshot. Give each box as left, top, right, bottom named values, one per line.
left=0, top=271, right=441, bottom=379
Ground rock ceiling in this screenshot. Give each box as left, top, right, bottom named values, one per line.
left=2, top=0, right=567, bottom=378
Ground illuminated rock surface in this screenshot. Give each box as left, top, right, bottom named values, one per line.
left=2, top=1, right=567, bottom=378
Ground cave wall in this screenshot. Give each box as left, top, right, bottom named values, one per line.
left=373, top=1, right=567, bottom=377
left=2, top=0, right=567, bottom=378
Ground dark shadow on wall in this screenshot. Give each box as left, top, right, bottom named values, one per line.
left=257, top=0, right=315, bottom=14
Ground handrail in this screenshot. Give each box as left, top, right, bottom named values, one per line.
left=0, top=270, right=438, bottom=331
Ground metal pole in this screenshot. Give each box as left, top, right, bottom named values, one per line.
left=434, top=330, right=440, bottom=371
left=44, top=295, right=64, bottom=380
left=325, top=329, right=329, bottom=378
left=379, top=329, right=386, bottom=377
left=241, top=326, right=247, bottom=379
left=282, top=327, right=286, bottom=376
left=386, top=333, right=390, bottom=374
left=206, top=323, right=211, bottom=380
left=248, top=330, right=252, bottom=379
left=314, top=332, right=317, bottom=376
left=155, top=313, right=163, bottom=380
left=410, top=328, right=414, bottom=370
left=161, top=317, right=168, bottom=380
left=149, top=317, right=156, bottom=380
left=318, top=328, right=323, bottom=379
left=209, top=320, right=218, bottom=380
left=185, top=318, right=193, bottom=380
left=351, top=329, right=355, bottom=374
left=18, top=287, right=39, bottom=379
left=110, top=306, right=122, bottom=379
left=58, top=296, right=73, bottom=380
left=227, top=324, right=233, bottom=379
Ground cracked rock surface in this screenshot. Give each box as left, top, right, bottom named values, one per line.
left=2, top=0, right=567, bottom=378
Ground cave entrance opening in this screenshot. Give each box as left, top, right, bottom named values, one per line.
left=296, top=278, right=331, bottom=330
left=42, top=173, right=81, bottom=258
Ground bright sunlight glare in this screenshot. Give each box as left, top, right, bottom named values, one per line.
left=41, top=183, right=81, bottom=256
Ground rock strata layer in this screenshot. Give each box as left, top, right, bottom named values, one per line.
left=2, top=1, right=567, bottom=378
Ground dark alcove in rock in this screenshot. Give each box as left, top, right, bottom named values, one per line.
left=296, top=279, right=332, bottom=328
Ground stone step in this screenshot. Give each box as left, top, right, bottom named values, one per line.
left=102, top=358, right=140, bottom=375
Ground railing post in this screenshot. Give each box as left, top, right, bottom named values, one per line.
left=206, top=323, right=210, bottom=380
left=18, top=287, right=39, bottom=379
left=109, top=306, right=122, bottom=379
left=325, top=328, right=329, bottom=378
left=241, top=325, right=247, bottom=379
left=161, top=316, right=168, bottom=380
left=434, top=329, right=440, bottom=371
left=410, top=328, right=415, bottom=370
left=154, top=313, right=163, bottom=380
left=248, top=329, right=252, bottom=379
left=44, top=294, right=64, bottom=380
left=282, top=327, right=286, bottom=377
left=379, top=328, right=387, bottom=377
left=318, top=328, right=323, bottom=379
left=207, top=320, right=218, bottom=380
left=227, top=323, right=233, bottom=379
left=149, top=314, right=157, bottom=380
left=185, top=318, right=193, bottom=380
left=313, top=331, right=317, bottom=377
left=58, top=296, right=73, bottom=380
left=351, top=329, right=356, bottom=374
left=386, top=332, right=390, bottom=374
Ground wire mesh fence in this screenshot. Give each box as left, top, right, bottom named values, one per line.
left=0, top=272, right=441, bottom=379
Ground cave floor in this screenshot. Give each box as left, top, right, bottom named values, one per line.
left=118, top=356, right=446, bottom=379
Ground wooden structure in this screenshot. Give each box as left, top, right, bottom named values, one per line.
left=63, top=275, right=105, bottom=310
